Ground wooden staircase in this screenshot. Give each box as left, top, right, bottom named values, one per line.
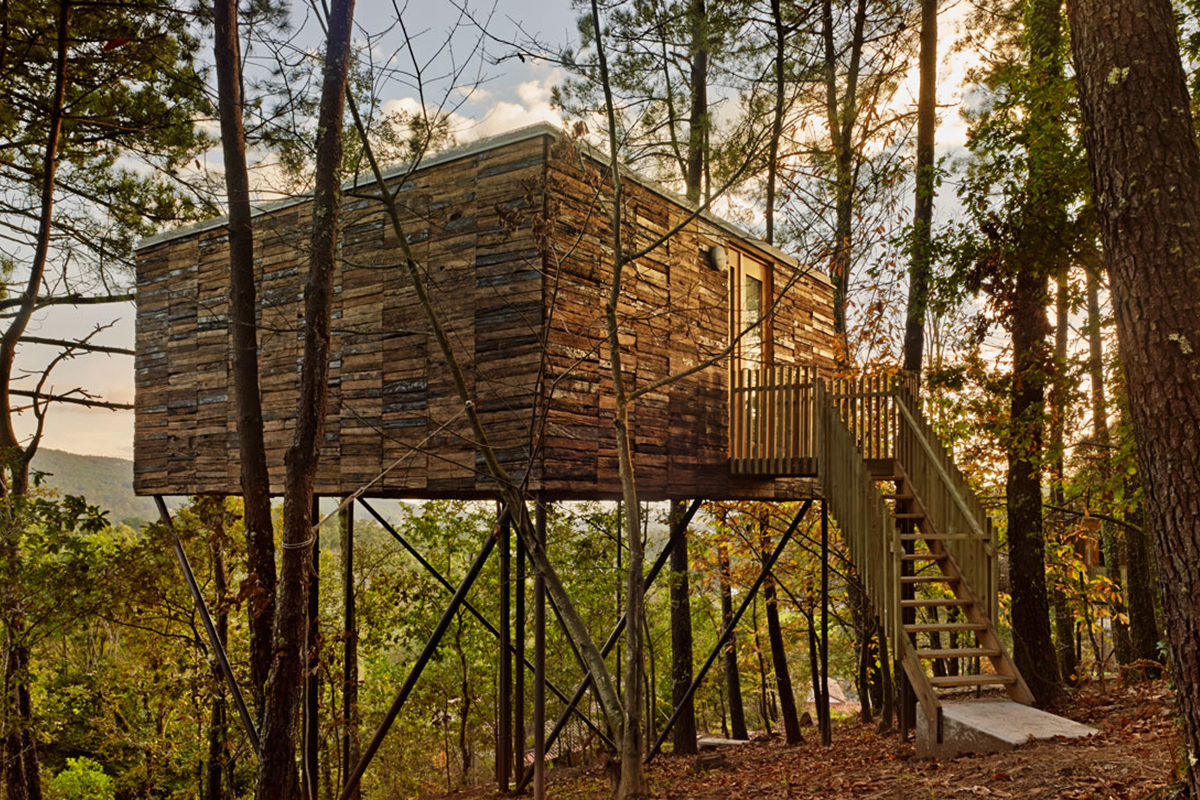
left=880, top=465, right=1032, bottom=709
left=812, top=376, right=1034, bottom=744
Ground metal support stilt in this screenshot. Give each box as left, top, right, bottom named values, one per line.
left=498, top=506, right=512, bottom=791
left=646, top=501, right=813, bottom=765
left=338, top=507, right=510, bottom=800
left=820, top=499, right=831, bottom=746
left=304, top=495, right=320, bottom=800
left=533, top=496, right=547, bottom=800
left=514, top=499, right=702, bottom=792
left=154, top=496, right=260, bottom=754
left=356, top=499, right=611, bottom=746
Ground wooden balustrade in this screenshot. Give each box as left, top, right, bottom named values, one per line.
left=729, top=364, right=818, bottom=476
left=730, top=368, right=917, bottom=476
left=815, top=381, right=942, bottom=727
left=893, top=392, right=998, bottom=623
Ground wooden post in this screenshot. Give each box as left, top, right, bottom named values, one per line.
left=341, top=501, right=360, bottom=800
left=534, top=497, right=547, bottom=799
left=514, top=516, right=526, bottom=781
left=304, top=495, right=320, bottom=800
left=498, top=507, right=512, bottom=791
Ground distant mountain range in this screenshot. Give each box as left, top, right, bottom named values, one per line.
left=29, top=448, right=166, bottom=526
left=26, top=448, right=402, bottom=529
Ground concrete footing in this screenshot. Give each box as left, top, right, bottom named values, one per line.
left=916, top=698, right=1096, bottom=759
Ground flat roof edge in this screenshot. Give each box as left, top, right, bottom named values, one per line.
left=135, top=121, right=832, bottom=287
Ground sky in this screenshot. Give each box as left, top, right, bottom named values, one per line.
left=14, top=0, right=979, bottom=460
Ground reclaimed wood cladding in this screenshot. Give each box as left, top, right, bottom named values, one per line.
left=539, top=136, right=835, bottom=500
left=133, top=129, right=835, bottom=500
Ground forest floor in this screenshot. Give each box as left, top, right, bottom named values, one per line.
left=450, top=678, right=1185, bottom=799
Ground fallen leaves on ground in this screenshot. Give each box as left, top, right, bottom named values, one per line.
left=440, top=680, right=1184, bottom=799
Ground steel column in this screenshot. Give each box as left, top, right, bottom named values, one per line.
left=339, top=507, right=510, bottom=800
left=154, top=496, right=260, bottom=754
left=646, top=501, right=812, bottom=764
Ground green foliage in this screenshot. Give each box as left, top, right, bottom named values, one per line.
left=0, top=0, right=211, bottom=280
left=48, top=757, right=114, bottom=800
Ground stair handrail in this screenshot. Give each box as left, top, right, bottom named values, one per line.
left=892, top=392, right=998, bottom=623
left=816, top=380, right=942, bottom=731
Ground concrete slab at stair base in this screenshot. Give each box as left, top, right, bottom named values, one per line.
left=916, top=698, right=1097, bottom=759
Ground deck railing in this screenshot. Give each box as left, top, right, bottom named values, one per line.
left=730, top=368, right=918, bottom=475
left=815, top=380, right=941, bottom=728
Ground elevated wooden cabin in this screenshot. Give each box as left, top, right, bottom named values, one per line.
left=134, top=124, right=1040, bottom=740
left=133, top=124, right=836, bottom=501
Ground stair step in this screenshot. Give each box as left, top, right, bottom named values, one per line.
left=901, top=575, right=959, bottom=584
left=901, top=598, right=970, bottom=607
left=917, top=648, right=1001, bottom=660
left=892, top=512, right=925, bottom=519
left=883, top=493, right=914, bottom=500
left=901, top=553, right=947, bottom=562
left=929, top=674, right=1017, bottom=688
left=905, top=622, right=986, bottom=633
left=898, top=533, right=970, bottom=541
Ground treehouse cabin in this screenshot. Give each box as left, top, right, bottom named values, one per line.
left=133, top=123, right=1051, bottom=754
left=132, top=123, right=840, bottom=502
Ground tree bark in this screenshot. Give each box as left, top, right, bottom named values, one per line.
left=1051, top=274, right=1080, bottom=684
left=760, top=520, right=801, bottom=744
left=212, top=0, right=276, bottom=713
left=255, top=0, right=356, bottom=794
left=0, top=6, right=68, bottom=797
left=765, top=0, right=786, bottom=245
left=718, top=544, right=748, bottom=740
left=684, top=0, right=708, bottom=203
left=1085, top=266, right=1133, bottom=664
left=821, top=0, right=868, bottom=351
left=669, top=502, right=698, bottom=756
left=1067, top=0, right=1200, bottom=790
left=902, top=0, right=937, bottom=374
left=1006, top=0, right=1065, bottom=709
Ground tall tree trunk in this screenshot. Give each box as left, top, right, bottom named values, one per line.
left=212, top=0, right=276, bottom=714
left=1051, top=274, right=1080, bottom=684
left=765, top=0, right=786, bottom=245
left=1006, top=0, right=1065, bottom=709
left=0, top=6, right=68, bottom=797
left=1122, top=494, right=1161, bottom=668
left=821, top=0, right=868, bottom=353
left=255, top=0, right=356, bottom=793
left=669, top=502, right=697, bottom=756
left=902, top=0, right=937, bottom=374
left=718, top=545, right=748, bottom=740
left=1067, top=0, right=1200, bottom=791
left=760, top=520, right=801, bottom=744
left=1085, top=266, right=1133, bottom=664
left=684, top=0, right=709, bottom=203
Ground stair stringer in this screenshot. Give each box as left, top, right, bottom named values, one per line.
left=891, top=463, right=1035, bottom=706
left=814, top=381, right=945, bottom=740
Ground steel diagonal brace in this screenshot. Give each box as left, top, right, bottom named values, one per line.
left=516, top=498, right=703, bottom=792
left=645, top=499, right=813, bottom=764
left=357, top=499, right=616, bottom=749
left=155, top=496, right=260, bottom=755
left=340, top=505, right=510, bottom=799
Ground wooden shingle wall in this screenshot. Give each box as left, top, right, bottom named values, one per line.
left=538, top=138, right=836, bottom=500
left=133, top=128, right=835, bottom=500
left=134, top=135, right=547, bottom=497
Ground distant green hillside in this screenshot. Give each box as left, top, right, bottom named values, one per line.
left=29, top=448, right=163, bottom=526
